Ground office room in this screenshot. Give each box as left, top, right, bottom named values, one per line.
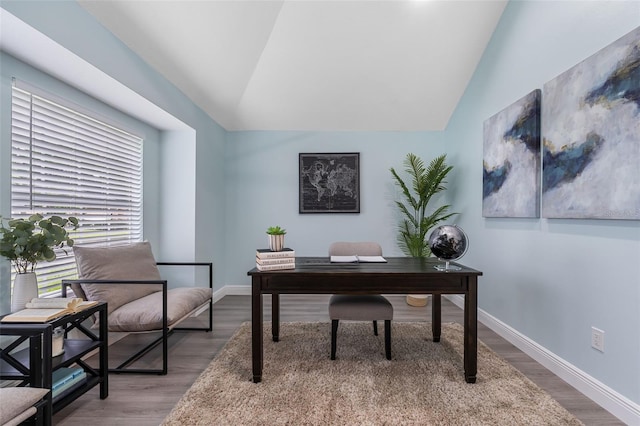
left=0, top=1, right=638, bottom=425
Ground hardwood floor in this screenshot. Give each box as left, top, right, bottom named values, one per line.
left=53, top=295, right=623, bottom=425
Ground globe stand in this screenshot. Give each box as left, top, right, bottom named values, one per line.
left=429, top=225, right=468, bottom=273
left=434, top=260, right=462, bottom=272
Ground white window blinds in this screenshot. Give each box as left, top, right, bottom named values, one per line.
left=10, top=85, right=143, bottom=295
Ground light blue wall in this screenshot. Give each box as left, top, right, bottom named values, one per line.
left=446, top=1, right=640, bottom=405
left=224, top=131, right=450, bottom=284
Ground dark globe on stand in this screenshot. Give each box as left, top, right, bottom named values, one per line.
left=428, top=225, right=468, bottom=271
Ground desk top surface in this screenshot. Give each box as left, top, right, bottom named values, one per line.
left=248, top=257, right=482, bottom=276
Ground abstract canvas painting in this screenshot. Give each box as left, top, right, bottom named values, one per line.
left=542, top=27, right=640, bottom=219
left=483, top=89, right=541, bottom=218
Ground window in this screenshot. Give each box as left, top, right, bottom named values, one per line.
left=10, top=83, right=143, bottom=295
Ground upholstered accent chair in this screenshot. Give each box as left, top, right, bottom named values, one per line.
left=62, top=242, right=213, bottom=375
left=0, top=387, right=50, bottom=426
left=328, top=242, right=393, bottom=360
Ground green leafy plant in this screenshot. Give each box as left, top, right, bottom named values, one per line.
left=390, top=153, right=457, bottom=257
left=266, top=226, right=287, bottom=235
left=0, top=213, right=79, bottom=274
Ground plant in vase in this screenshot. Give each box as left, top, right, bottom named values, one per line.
left=0, top=213, right=78, bottom=311
left=390, top=153, right=457, bottom=306
left=266, top=226, right=286, bottom=252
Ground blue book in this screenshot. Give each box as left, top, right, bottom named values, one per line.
left=51, top=370, right=87, bottom=399
left=52, top=367, right=84, bottom=391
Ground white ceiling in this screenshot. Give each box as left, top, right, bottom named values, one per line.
left=77, top=0, right=507, bottom=132
left=0, top=8, right=190, bottom=131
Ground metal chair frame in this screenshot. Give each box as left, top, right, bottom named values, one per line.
left=62, top=262, right=213, bottom=375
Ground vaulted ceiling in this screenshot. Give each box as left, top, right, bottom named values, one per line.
left=77, top=0, right=507, bottom=132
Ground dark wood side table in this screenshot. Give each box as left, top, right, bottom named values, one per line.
left=0, top=301, right=108, bottom=414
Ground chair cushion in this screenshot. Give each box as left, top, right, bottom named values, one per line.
left=329, top=242, right=382, bottom=256
left=108, top=287, right=212, bottom=332
left=328, top=242, right=390, bottom=320
left=0, top=387, right=49, bottom=426
left=329, top=294, right=393, bottom=321
left=73, top=242, right=162, bottom=315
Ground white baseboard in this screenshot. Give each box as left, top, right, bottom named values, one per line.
left=213, top=285, right=251, bottom=303
left=446, top=294, right=639, bottom=425
left=190, top=286, right=250, bottom=317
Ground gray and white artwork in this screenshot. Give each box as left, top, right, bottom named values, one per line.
left=542, top=27, right=640, bottom=220
left=483, top=90, right=541, bottom=218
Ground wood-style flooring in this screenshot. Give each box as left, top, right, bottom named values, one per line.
left=53, top=295, right=624, bottom=425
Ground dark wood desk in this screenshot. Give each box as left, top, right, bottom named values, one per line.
left=248, top=257, right=482, bottom=383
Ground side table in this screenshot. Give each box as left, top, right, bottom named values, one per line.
left=0, top=301, right=108, bottom=414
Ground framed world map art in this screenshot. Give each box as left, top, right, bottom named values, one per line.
left=299, top=152, right=360, bottom=214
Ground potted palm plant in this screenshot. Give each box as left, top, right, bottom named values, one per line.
left=266, top=226, right=286, bottom=252
left=390, top=153, right=457, bottom=306
left=0, top=213, right=78, bottom=311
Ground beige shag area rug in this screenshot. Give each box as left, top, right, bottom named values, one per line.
left=163, top=322, right=582, bottom=425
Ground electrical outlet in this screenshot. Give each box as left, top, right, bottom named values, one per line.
left=591, top=327, right=605, bottom=352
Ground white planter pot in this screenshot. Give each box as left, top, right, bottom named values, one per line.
left=11, top=272, right=39, bottom=312
left=268, top=234, right=285, bottom=252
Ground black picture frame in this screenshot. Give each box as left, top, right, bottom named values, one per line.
left=299, top=152, right=360, bottom=214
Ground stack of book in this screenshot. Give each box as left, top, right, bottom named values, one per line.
left=256, top=248, right=295, bottom=271
left=52, top=367, right=87, bottom=399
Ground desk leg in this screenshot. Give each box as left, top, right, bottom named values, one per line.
left=432, top=293, right=441, bottom=342
left=464, top=277, right=478, bottom=383
left=272, top=293, right=280, bottom=342
left=252, top=277, right=263, bottom=383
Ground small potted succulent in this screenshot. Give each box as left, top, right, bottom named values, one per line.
left=266, top=226, right=286, bottom=252
left=0, top=213, right=78, bottom=311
